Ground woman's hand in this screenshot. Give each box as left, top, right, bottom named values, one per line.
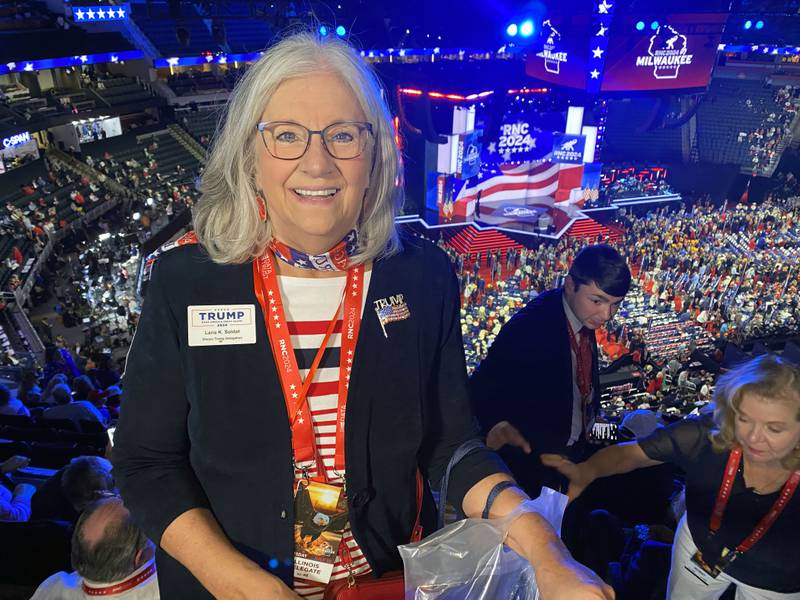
left=537, top=555, right=615, bottom=600
left=539, top=454, right=594, bottom=502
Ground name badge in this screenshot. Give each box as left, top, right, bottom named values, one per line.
left=187, top=305, right=257, bottom=347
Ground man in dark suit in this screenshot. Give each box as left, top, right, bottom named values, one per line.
left=470, top=244, right=631, bottom=497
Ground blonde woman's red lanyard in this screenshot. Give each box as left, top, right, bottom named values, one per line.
left=253, top=250, right=363, bottom=482
left=709, top=447, right=800, bottom=562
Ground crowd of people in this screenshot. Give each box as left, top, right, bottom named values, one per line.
left=740, top=84, right=799, bottom=173
left=0, top=157, right=119, bottom=293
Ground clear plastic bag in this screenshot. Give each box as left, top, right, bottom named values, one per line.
left=399, top=487, right=568, bottom=600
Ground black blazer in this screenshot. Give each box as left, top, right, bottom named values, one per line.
left=113, top=237, right=505, bottom=598
left=470, top=288, right=600, bottom=454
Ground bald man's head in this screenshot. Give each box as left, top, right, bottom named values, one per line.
left=71, top=496, right=153, bottom=583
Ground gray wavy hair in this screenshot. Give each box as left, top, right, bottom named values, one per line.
left=193, top=32, right=404, bottom=265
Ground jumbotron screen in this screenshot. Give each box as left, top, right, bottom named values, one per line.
left=524, top=14, right=594, bottom=90
left=600, top=13, right=728, bottom=92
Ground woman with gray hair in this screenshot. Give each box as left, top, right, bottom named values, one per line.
left=544, top=353, right=800, bottom=599
left=113, top=32, right=612, bottom=600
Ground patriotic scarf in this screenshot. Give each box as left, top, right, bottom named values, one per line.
left=268, top=229, right=359, bottom=272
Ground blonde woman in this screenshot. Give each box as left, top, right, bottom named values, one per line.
left=545, top=353, right=800, bottom=599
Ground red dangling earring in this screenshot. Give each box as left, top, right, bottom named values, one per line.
left=256, top=195, right=267, bottom=222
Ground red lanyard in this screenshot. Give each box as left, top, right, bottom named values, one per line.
left=710, top=446, right=800, bottom=554
left=253, top=250, right=364, bottom=480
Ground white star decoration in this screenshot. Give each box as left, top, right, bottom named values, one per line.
left=86, top=8, right=95, bottom=19
left=598, top=0, right=613, bottom=14
left=592, top=46, right=604, bottom=58
left=97, top=8, right=106, bottom=18
left=6, top=62, right=16, bottom=70
left=596, top=24, right=608, bottom=36
left=298, top=417, right=304, bottom=424
left=79, top=55, right=88, bottom=63
left=590, top=69, right=600, bottom=79
left=167, top=57, right=179, bottom=66
left=117, top=8, right=125, bottom=18
left=487, top=141, right=497, bottom=154
left=502, top=150, right=512, bottom=161
left=24, top=63, right=34, bottom=71
left=74, top=8, right=85, bottom=19
left=290, top=384, right=296, bottom=390
left=111, top=55, right=119, bottom=63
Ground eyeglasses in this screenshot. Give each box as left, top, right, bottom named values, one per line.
left=256, top=121, right=374, bottom=160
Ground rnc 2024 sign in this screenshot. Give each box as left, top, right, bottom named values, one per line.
left=551, top=134, right=585, bottom=164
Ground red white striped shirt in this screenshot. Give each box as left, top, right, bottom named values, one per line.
left=278, top=273, right=373, bottom=600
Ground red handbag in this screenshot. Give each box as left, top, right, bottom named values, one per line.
left=322, top=471, right=424, bottom=600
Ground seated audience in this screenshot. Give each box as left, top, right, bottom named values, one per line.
left=41, top=383, right=107, bottom=427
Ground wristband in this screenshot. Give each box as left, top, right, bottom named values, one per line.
left=482, top=480, right=519, bottom=519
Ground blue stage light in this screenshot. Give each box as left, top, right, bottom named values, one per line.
left=636, top=21, right=645, bottom=31
left=650, top=21, right=659, bottom=30
left=755, top=20, right=764, bottom=29
left=335, top=25, right=346, bottom=36
left=319, top=25, right=328, bottom=36
left=519, top=20, right=534, bottom=37
left=744, top=20, right=752, bottom=29
left=506, top=23, right=518, bottom=37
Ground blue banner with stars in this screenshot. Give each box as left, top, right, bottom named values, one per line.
left=586, top=0, right=615, bottom=93
left=72, top=4, right=130, bottom=22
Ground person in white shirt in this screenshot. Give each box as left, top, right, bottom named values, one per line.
left=0, top=455, right=34, bottom=521
left=31, top=496, right=159, bottom=599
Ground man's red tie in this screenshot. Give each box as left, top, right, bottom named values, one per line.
left=578, top=327, right=594, bottom=434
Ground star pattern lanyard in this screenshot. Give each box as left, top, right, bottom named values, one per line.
left=253, top=250, right=364, bottom=482
left=709, top=447, right=800, bottom=559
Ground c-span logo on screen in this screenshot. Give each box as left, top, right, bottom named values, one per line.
left=536, top=20, right=567, bottom=75
left=636, top=25, right=693, bottom=80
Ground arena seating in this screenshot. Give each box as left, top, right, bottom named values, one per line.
left=697, top=78, right=798, bottom=175
left=130, top=2, right=218, bottom=57
left=602, top=98, right=683, bottom=163
left=179, top=108, right=222, bottom=147
left=94, top=76, right=154, bottom=106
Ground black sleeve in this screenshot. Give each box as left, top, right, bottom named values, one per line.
left=418, top=250, right=508, bottom=510
left=112, top=255, right=211, bottom=545
left=638, top=417, right=711, bottom=472
left=469, top=307, right=540, bottom=434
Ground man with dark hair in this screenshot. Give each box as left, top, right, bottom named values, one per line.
left=470, top=244, right=631, bottom=496
left=31, top=496, right=158, bottom=598
left=32, top=456, right=115, bottom=522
